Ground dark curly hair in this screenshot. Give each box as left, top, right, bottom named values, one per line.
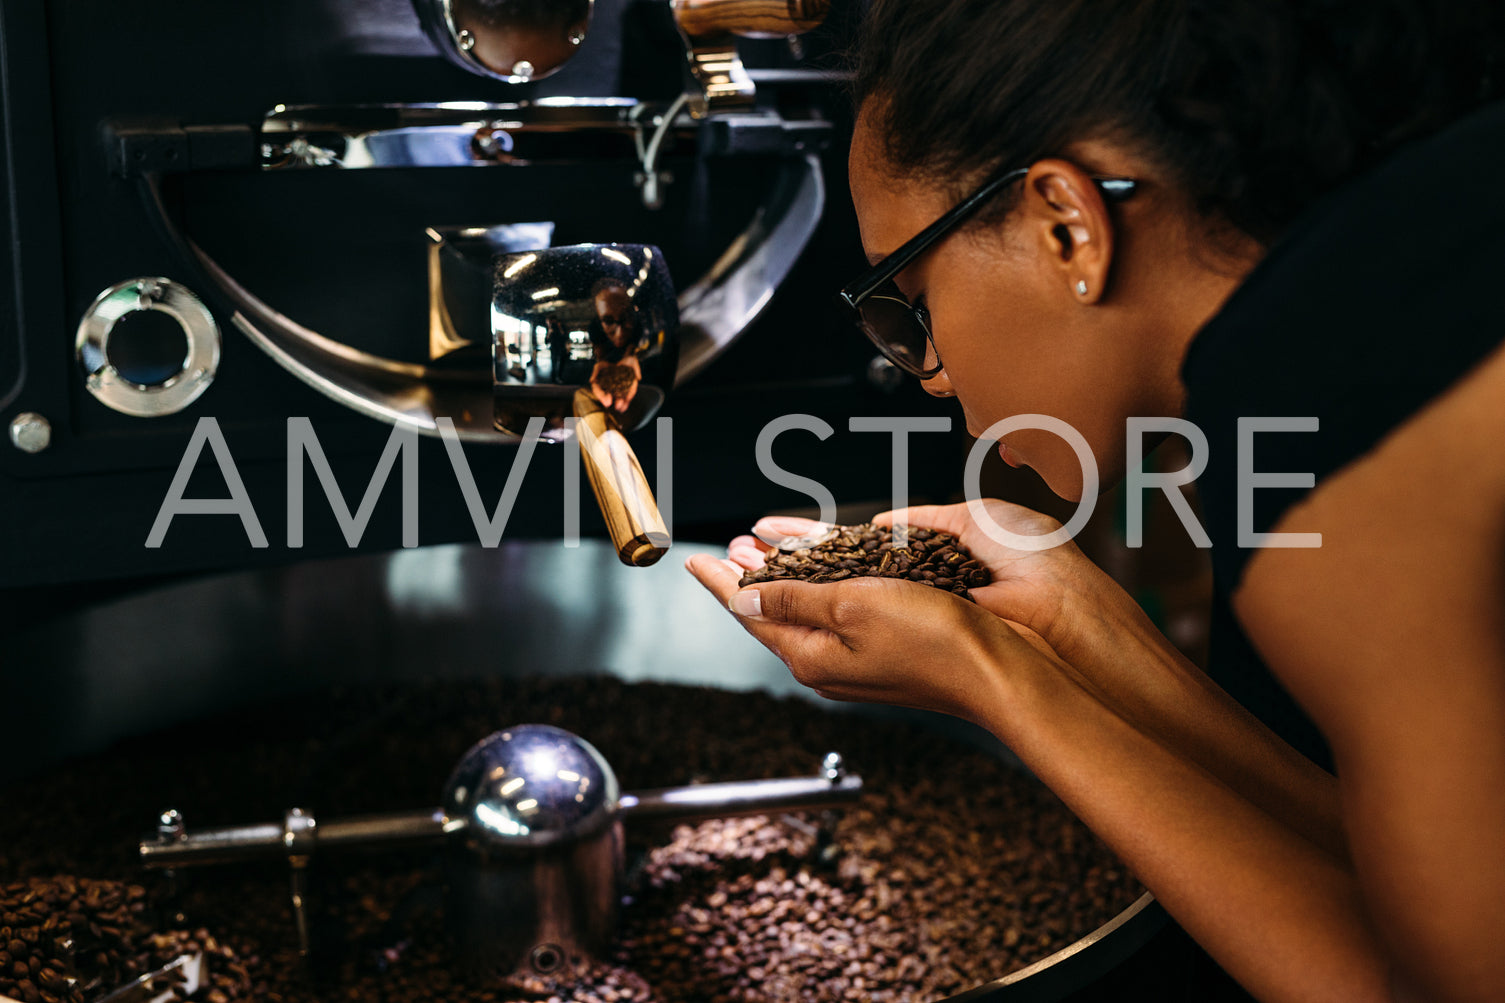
left=852, top=0, right=1505, bottom=243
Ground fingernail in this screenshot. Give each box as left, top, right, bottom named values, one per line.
left=728, top=590, right=762, bottom=618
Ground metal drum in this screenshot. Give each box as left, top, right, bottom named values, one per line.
left=4, top=539, right=1165, bottom=1002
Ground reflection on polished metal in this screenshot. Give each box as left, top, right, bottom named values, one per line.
left=487, top=242, right=676, bottom=564
left=682, top=42, right=756, bottom=110
left=427, top=222, right=556, bottom=362
left=489, top=243, right=677, bottom=414
left=445, top=725, right=622, bottom=977
left=257, top=99, right=826, bottom=171
left=175, top=144, right=820, bottom=441
left=675, top=152, right=824, bottom=382
left=136, top=752, right=863, bottom=868
left=446, top=725, right=620, bottom=848
left=671, top=0, right=831, bottom=37
left=670, top=0, right=832, bottom=112
left=138, top=809, right=454, bottom=868
left=617, top=770, right=863, bottom=821
left=414, top=0, right=593, bottom=83
left=949, top=892, right=1161, bottom=1001
left=7, top=412, right=52, bottom=454
left=74, top=278, right=219, bottom=417
left=92, top=951, right=206, bottom=1003
left=260, top=99, right=644, bottom=170
left=137, top=727, right=862, bottom=980
left=285, top=808, right=317, bottom=957
left=629, top=94, right=692, bottom=210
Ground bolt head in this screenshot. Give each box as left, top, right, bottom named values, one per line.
left=821, top=751, right=846, bottom=782
left=8, top=412, right=51, bottom=453
left=457, top=28, right=476, bottom=51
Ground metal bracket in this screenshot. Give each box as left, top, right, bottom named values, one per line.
left=133, top=154, right=822, bottom=441
left=629, top=93, right=693, bottom=210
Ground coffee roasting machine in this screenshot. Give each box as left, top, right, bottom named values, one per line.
left=0, top=0, right=968, bottom=588
left=0, top=1, right=1225, bottom=1000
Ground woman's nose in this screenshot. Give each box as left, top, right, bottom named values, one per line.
left=920, top=341, right=954, bottom=397
left=921, top=369, right=955, bottom=398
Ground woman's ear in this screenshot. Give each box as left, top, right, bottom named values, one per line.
left=1021, top=159, right=1116, bottom=304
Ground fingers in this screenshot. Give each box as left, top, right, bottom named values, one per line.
left=685, top=552, right=851, bottom=669
left=872, top=504, right=969, bottom=537
left=727, top=535, right=768, bottom=570
left=751, top=515, right=828, bottom=542
left=685, top=552, right=749, bottom=604
left=875, top=501, right=1065, bottom=551
left=686, top=552, right=857, bottom=640
left=740, top=579, right=841, bottom=629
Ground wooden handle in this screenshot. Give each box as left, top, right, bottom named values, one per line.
left=672, top=0, right=831, bottom=38
left=574, top=390, right=671, bottom=568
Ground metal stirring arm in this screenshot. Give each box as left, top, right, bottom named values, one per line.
left=618, top=755, right=861, bottom=822
left=138, top=755, right=862, bottom=869
left=88, top=953, right=205, bottom=1003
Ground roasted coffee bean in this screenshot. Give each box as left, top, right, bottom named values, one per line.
left=0, top=877, right=254, bottom=1003
left=1, top=678, right=1139, bottom=1002
left=595, top=363, right=636, bottom=397
left=740, top=524, right=990, bottom=600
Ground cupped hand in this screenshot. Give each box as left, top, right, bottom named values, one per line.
left=684, top=551, right=1064, bottom=727
left=723, top=504, right=1112, bottom=654
left=872, top=501, right=1096, bottom=639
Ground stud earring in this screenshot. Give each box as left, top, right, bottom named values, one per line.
left=1076, top=280, right=1088, bottom=296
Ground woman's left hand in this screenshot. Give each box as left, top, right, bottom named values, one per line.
left=684, top=552, right=1062, bottom=726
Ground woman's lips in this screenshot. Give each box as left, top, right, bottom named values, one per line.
left=966, top=421, right=1023, bottom=469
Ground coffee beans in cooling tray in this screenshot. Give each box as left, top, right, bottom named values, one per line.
left=739, top=524, right=990, bottom=599
left=0, top=678, right=1141, bottom=1003
left=0, top=877, right=256, bottom=1003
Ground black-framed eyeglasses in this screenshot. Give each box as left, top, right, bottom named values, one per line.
left=837, top=167, right=1138, bottom=379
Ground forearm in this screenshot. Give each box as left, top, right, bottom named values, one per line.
left=1037, top=562, right=1345, bottom=859
left=977, top=646, right=1390, bottom=1003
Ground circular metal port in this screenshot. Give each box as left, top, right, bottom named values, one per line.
left=528, top=943, right=565, bottom=974
left=75, top=278, right=220, bottom=417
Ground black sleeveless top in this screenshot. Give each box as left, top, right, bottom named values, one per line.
left=1182, top=100, right=1505, bottom=766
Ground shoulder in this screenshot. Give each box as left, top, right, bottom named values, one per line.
left=1234, top=340, right=1505, bottom=1001
left=1184, top=100, right=1505, bottom=592
left=1233, top=340, right=1505, bottom=748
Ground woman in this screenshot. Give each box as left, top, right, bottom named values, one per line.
left=587, top=278, right=645, bottom=414
left=685, top=2, right=1505, bottom=1000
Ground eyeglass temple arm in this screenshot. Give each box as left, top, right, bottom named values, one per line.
left=840, top=168, right=1030, bottom=306
left=839, top=171, right=1135, bottom=307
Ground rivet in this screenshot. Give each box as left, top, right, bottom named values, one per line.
left=8, top=412, right=51, bottom=454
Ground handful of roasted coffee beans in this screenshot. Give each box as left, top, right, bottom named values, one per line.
left=739, top=524, right=990, bottom=600
left=595, top=362, right=636, bottom=396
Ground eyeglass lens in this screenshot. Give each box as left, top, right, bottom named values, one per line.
left=858, top=283, right=931, bottom=372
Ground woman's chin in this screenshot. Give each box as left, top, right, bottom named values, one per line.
left=1033, top=461, right=1086, bottom=505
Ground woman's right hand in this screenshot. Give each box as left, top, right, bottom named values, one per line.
left=728, top=501, right=1123, bottom=663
